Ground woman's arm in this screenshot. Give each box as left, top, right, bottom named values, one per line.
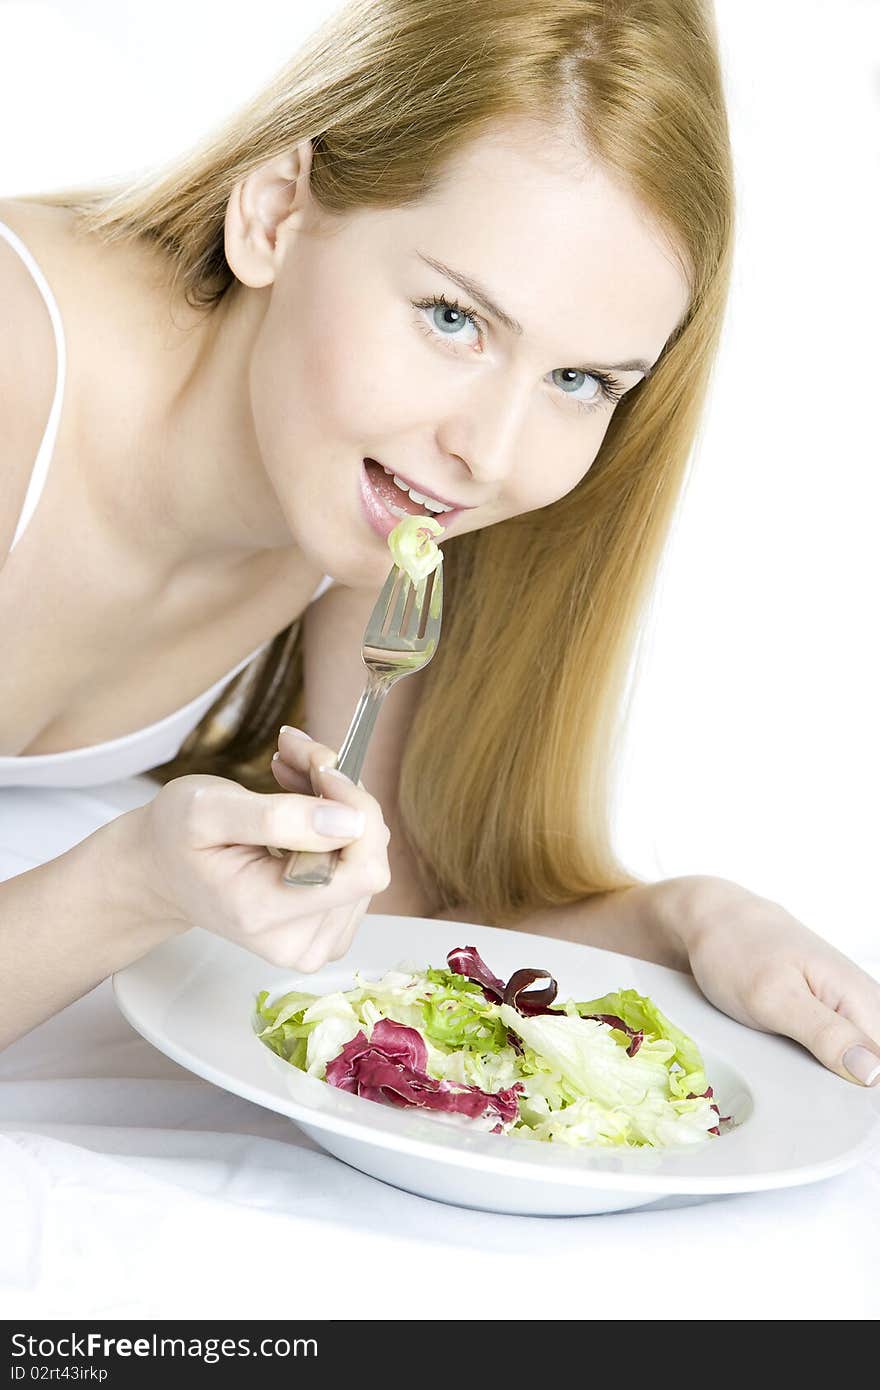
left=0, top=807, right=179, bottom=1050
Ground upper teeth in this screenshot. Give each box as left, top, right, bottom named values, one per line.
left=381, top=465, right=454, bottom=513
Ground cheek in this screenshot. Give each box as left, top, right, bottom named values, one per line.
left=508, top=412, right=609, bottom=517
left=301, top=320, right=394, bottom=435
left=247, top=268, right=380, bottom=439
left=295, top=280, right=434, bottom=438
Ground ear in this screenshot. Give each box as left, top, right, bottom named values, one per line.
left=224, top=139, right=315, bottom=289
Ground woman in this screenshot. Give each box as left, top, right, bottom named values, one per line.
left=0, top=0, right=877, bottom=1087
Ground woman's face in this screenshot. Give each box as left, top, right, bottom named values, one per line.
left=246, top=119, right=691, bottom=585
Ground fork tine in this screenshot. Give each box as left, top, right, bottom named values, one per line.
left=390, top=568, right=414, bottom=637
left=412, top=566, right=440, bottom=641
left=376, top=564, right=408, bottom=634
left=372, top=562, right=441, bottom=649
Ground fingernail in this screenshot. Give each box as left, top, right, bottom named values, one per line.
left=313, top=803, right=365, bottom=837
left=843, top=1045, right=880, bottom=1086
left=317, top=764, right=353, bottom=786
left=280, top=725, right=312, bottom=740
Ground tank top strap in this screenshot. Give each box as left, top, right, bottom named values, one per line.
left=0, top=218, right=67, bottom=556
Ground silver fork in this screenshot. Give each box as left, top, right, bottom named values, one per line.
left=270, top=559, right=443, bottom=887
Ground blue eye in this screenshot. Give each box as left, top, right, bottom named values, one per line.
left=414, top=294, right=482, bottom=347
left=548, top=367, right=627, bottom=413
left=550, top=367, right=601, bottom=403
left=432, top=303, right=470, bottom=335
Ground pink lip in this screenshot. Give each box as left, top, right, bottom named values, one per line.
left=364, top=457, right=474, bottom=513
left=359, top=459, right=464, bottom=542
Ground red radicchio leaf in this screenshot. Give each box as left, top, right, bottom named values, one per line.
left=324, top=1029, right=370, bottom=1092
left=449, top=947, right=563, bottom=1017
left=587, top=1012, right=633, bottom=1034
left=448, top=948, right=649, bottom=1059
left=355, top=1054, right=523, bottom=1122
left=324, top=1017, right=523, bottom=1124
left=579, top=1012, right=644, bottom=1056
left=326, top=1020, right=430, bottom=1090
left=503, top=968, right=559, bottom=1015
left=368, top=1017, right=429, bottom=1071
left=447, top=946, right=506, bottom=1002
left=506, top=1029, right=525, bottom=1057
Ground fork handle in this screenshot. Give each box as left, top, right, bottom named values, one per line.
left=279, top=675, right=392, bottom=887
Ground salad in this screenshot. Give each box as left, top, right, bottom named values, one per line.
left=255, top=945, right=730, bottom=1149
left=387, top=513, right=444, bottom=586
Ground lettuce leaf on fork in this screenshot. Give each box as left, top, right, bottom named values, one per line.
left=387, top=514, right=444, bottom=585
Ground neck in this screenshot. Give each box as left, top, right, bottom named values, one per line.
left=88, top=268, right=318, bottom=599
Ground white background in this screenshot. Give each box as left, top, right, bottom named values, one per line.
left=1, top=0, right=878, bottom=954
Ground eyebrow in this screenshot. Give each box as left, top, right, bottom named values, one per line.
left=415, top=250, right=655, bottom=378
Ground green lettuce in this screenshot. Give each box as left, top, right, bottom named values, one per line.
left=254, top=987, right=321, bottom=1069
left=499, top=1005, right=717, bottom=1147
left=387, top=514, right=444, bottom=585
left=574, top=988, right=709, bottom=1098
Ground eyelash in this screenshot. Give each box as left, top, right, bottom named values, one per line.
left=411, top=292, right=628, bottom=413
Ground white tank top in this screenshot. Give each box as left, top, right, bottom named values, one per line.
left=0, top=218, right=333, bottom=789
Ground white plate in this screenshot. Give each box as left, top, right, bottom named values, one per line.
left=113, top=916, right=880, bottom=1216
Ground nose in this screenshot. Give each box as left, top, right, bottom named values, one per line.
left=434, top=373, right=530, bottom=487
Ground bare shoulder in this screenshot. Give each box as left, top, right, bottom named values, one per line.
left=0, top=199, right=64, bottom=565
left=0, top=197, right=170, bottom=569
left=0, top=197, right=90, bottom=317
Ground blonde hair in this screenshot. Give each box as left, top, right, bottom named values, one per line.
left=29, top=0, right=734, bottom=926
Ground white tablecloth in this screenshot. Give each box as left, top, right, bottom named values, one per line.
left=2, top=778, right=879, bottom=1321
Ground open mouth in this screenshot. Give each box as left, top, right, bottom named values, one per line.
left=360, top=457, right=463, bottom=544
left=363, top=458, right=450, bottom=520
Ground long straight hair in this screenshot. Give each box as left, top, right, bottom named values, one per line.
left=28, top=0, right=734, bottom=925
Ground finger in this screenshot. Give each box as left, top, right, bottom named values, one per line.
left=192, top=780, right=368, bottom=855
left=254, top=770, right=388, bottom=912
left=277, top=725, right=316, bottom=762
left=331, top=895, right=371, bottom=959
left=248, top=913, right=327, bottom=971
left=276, top=728, right=366, bottom=791
left=308, top=769, right=390, bottom=883
left=773, top=979, right=880, bottom=1086
left=276, top=727, right=333, bottom=779
left=832, top=984, right=880, bottom=1053
left=292, top=895, right=370, bottom=970
left=273, top=727, right=340, bottom=794
left=271, top=753, right=311, bottom=794
left=251, top=892, right=368, bottom=972
left=272, top=753, right=366, bottom=798
left=310, top=764, right=385, bottom=836
left=240, top=847, right=385, bottom=927
left=296, top=915, right=356, bottom=973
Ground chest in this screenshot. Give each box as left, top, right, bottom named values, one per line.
left=0, top=438, right=317, bottom=756
left=0, top=538, right=277, bottom=759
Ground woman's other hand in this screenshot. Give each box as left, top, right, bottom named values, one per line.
left=677, top=877, right=880, bottom=1087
